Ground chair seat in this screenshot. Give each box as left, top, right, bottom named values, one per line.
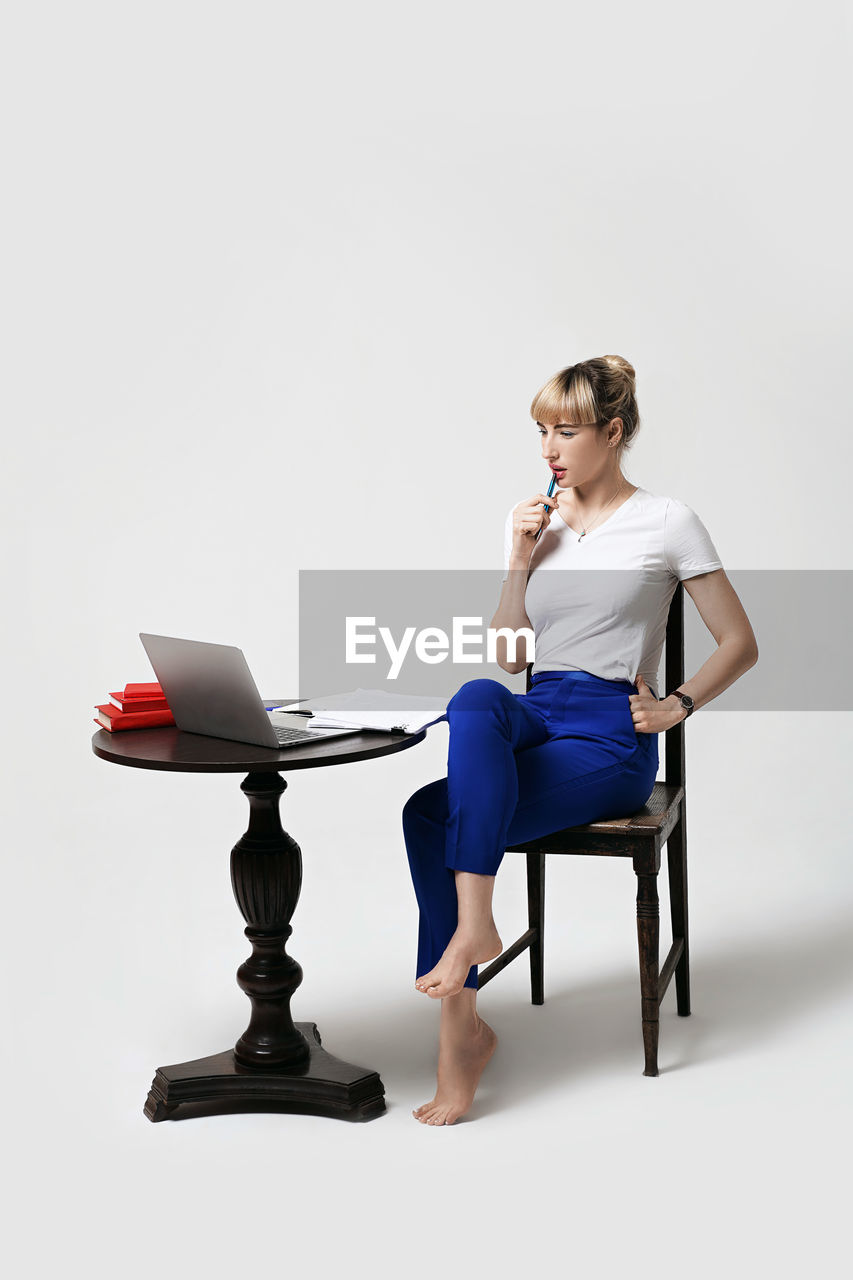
left=505, top=781, right=685, bottom=856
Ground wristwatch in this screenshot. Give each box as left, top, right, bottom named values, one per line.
left=667, top=688, right=695, bottom=718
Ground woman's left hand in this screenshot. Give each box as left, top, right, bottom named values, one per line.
left=629, top=674, right=686, bottom=734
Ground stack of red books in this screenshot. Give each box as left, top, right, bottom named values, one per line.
left=94, top=682, right=175, bottom=732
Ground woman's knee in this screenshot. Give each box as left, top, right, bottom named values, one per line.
left=402, top=789, right=427, bottom=832
left=402, top=778, right=448, bottom=833
left=446, top=677, right=511, bottom=715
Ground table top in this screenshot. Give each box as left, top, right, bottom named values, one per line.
left=91, top=697, right=429, bottom=773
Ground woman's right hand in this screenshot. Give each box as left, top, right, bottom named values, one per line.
left=511, top=493, right=557, bottom=558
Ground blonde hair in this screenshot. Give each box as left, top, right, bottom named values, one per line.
left=530, top=355, right=640, bottom=457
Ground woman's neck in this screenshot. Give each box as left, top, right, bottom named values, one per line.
left=564, top=471, right=634, bottom=510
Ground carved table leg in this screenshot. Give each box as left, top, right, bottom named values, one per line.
left=144, top=771, right=385, bottom=1122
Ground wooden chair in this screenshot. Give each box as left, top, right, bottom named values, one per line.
left=477, top=581, right=689, bottom=1077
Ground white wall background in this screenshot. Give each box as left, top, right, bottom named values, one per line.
left=2, top=2, right=851, bottom=1277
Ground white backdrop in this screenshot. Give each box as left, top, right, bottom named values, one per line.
left=2, top=2, right=850, bottom=1276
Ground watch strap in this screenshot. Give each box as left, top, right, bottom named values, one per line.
left=668, top=688, right=694, bottom=717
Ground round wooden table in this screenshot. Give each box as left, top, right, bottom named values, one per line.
left=92, top=708, right=427, bottom=1122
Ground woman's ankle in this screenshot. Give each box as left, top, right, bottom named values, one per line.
left=451, top=918, right=501, bottom=949
left=440, top=987, right=479, bottom=1024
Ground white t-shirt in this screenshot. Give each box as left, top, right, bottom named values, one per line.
left=501, top=486, right=723, bottom=698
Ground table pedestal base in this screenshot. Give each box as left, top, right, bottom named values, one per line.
left=144, top=1022, right=385, bottom=1122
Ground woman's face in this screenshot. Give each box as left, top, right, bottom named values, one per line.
left=536, top=418, right=619, bottom=489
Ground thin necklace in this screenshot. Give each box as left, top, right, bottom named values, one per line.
left=574, top=480, right=625, bottom=543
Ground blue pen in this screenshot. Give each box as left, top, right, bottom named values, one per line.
left=533, top=473, right=558, bottom=542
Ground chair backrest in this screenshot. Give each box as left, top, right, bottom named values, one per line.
left=524, top=579, right=686, bottom=790
left=662, top=580, right=685, bottom=790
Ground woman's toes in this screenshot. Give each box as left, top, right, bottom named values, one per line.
left=416, top=948, right=474, bottom=999
left=418, top=964, right=467, bottom=999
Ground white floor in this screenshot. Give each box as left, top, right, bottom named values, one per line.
left=6, top=712, right=851, bottom=1277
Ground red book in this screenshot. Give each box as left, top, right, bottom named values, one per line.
left=108, top=691, right=170, bottom=713
left=123, top=682, right=164, bottom=698
left=94, top=704, right=176, bottom=732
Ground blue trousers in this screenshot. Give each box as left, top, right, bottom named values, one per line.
left=402, top=670, right=660, bottom=990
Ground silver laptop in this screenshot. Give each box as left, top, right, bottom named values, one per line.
left=139, top=633, right=363, bottom=750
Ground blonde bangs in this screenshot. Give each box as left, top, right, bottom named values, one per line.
left=530, top=368, right=599, bottom=426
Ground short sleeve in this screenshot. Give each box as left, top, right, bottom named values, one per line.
left=502, top=506, right=514, bottom=578
left=664, top=498, right=723, bottom=581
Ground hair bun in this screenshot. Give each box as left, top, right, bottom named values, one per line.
left=602, top=354, right=636, bottom=384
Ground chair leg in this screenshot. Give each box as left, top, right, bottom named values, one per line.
left=635, top=871, right=660, bottom=1076
left=666, top=808, right=691, bottom=1016
left=526, top=852, right=545, bottom=1005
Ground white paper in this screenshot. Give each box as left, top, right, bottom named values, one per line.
left=278, top=687, right=449, bottom=734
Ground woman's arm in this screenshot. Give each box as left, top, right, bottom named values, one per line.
left=489, top=561, right=535, bottom=674
left=490, top=493, right=557, bottom=674
left=639, top=568, right=759, bottom=732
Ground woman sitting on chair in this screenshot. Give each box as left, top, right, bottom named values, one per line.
left=402, top=353, right=758, bottom=1125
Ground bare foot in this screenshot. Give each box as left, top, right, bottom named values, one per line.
left=413, top=1013, right=498, bottom=1125
left=415, top=922, right=502, bottom=999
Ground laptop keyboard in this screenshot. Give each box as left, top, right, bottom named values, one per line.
left=272, top=724, right=323, bottom=745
